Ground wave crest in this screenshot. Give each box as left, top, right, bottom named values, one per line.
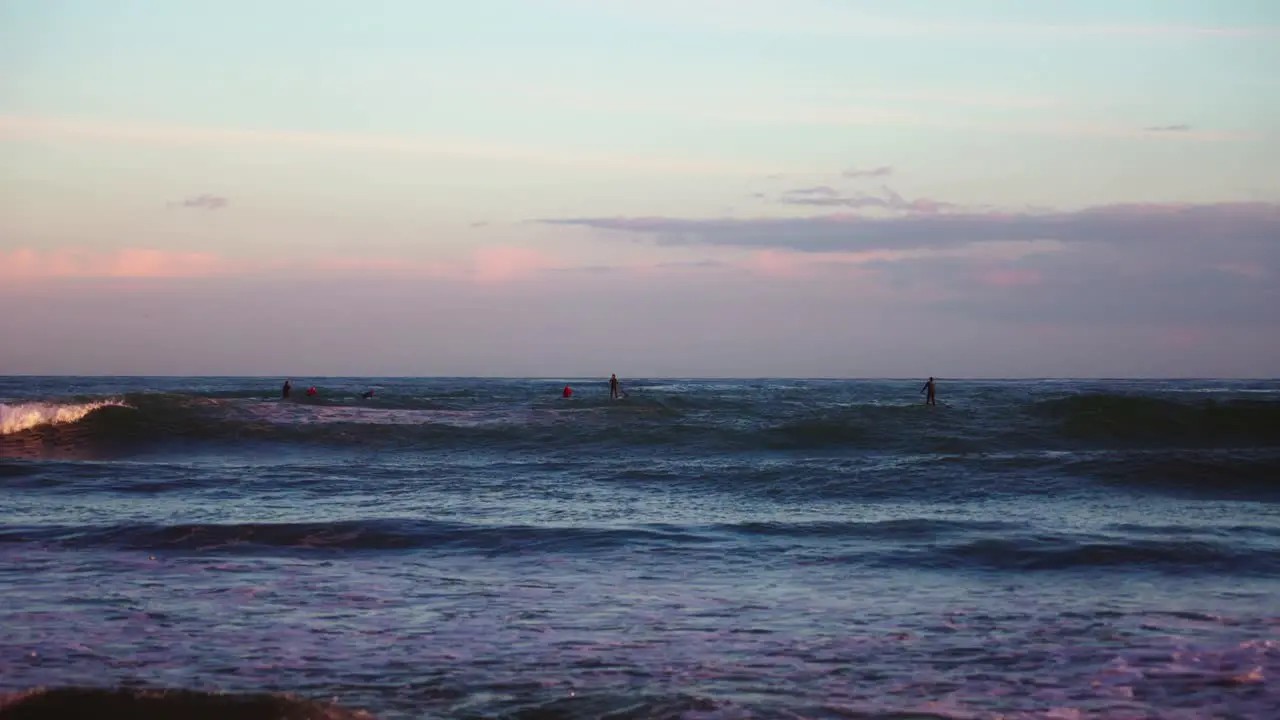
left=0, top=400, right=128, bottom=436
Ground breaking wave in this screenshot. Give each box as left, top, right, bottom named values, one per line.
left=0, top=400, right=128, bottom=436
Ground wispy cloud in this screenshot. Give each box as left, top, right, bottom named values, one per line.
left=980, top=268, right=1043, bottom=288
left=312, top=69, right=1258, bottom=141
left=169, top=194, right=229, bottom=210
left=373, top=67, right=1067, bottom=118
left=776, top=185, right=957, bottom=214
left=0, top=244, right=624, bottom=286
left=657, top=259, right=728, bottom=270
left=843, top=166, right=893, bottom=179
left=257, top=247, right=570, bottom=284
left=538, top=202, right=1280, bottom=255
left=737, top=247, right=944, bottom=279
left=782, top=186, right=842, bottom=198
left=4, top=111, right=1254, bottom=162
left=566, top=0, right=1280, bottom=40
left=555, top=197, right=1276, bottom=333
left=905, top=244, right=1280, bottom=329
left=1215, top=262, right=1269, bottom=280
left=306, top=256, right=450, bottom=277
left=0, top=115, right=774, bottom=176
left=1010, top=121, right=1254, bottom=142
left=309, top=245, right=640, bottom=284
left=1145, top=124, right=1192, bottom=133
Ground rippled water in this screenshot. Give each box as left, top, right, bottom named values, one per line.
left=1, top=377, right=1278, bottom=718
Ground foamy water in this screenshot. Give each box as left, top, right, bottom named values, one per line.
left=0, top=400, right=126, bottom=435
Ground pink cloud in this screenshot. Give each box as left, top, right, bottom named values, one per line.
left=470, top=246, right=559, bottom=283
left=0, top=243, right=1053, bottom=290
left=1, top=245, right=581, bottom=285
left=0, top=248, right=231, bottom=280
left=364, top=247, right=887, bottom=283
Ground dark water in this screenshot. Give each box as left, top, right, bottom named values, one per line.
left=1, top=377, right=1278, bottom=719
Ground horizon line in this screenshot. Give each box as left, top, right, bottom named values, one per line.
left=1, top=374, right=1274, bottom=382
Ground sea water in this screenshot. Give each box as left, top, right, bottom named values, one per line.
left=1, top=377, right=1277, bottom=718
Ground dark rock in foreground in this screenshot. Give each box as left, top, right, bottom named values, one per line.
left=0, top=687, right=376, bottom=720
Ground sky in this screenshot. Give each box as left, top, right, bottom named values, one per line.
left=2, top=0, right=1278, bottom=378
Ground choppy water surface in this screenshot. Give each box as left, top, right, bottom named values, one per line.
left=1, top=377, right=1278, bottom=719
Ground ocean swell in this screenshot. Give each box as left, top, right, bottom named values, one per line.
left=0, top=388, right=1277, bottom=464
left=5, top=518, right=1278, bottom=574
left=1031, top=393, right=1280, bottom=446
left=0, top=687, right=374, bottom=719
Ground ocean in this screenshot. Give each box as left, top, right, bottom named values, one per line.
left=1, top=376, right=1277, bottom=719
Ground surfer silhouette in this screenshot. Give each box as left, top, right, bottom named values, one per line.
left=609, top=374, right=620, bottom=400
left=282, top=380, right=292, bottom=399
left=921, top=377, right=936, bottom=406
left=361, top=390, right=375, bottom=399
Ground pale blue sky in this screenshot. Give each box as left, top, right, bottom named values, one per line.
left=2, top=0, right=1278, bottom=376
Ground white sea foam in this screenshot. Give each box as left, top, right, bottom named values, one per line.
left=0, top=400, right=126, bottom=435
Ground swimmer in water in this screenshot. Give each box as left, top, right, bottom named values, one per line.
left=921, top=377, right=936, bottom=406
left=282, top=379, right=292, bottom=399
left=609, top=374, right=620, bottom=400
